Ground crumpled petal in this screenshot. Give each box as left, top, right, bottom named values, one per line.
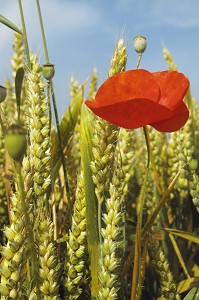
left=85, top=69, right=190, bottom=132
left=150, top=102, right=189, bottom=132
left=85, top=98, right=171, bottom=129
left=95, top=69, right=160, bottom=105
left=153, top=71, right=189, bottom=110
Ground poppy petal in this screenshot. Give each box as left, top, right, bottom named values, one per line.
left=85, top=98, right=171, bottom=129
left=95, top=69, right=160, bottom=106
left=150, top=102, right=189, bottom=132
left=153, top=71, right=190, bottom=110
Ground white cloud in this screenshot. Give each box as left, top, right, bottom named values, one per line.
left=0, top=0, right=101, bottom=47
left=114, top=0, right=199, bottom=28
left=1, top=0, right=199, bottom=102
left=0, top=0, right=104, bottom=77
left=40, top=1, right=100, bottom=33
left=138, top=0, right=199, bottom=28
left=0, top=1, right=21, bottom=46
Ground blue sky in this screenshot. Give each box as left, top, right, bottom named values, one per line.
left=0, top=0, right=199, bottom=116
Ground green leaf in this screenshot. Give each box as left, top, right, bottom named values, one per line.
left=169, top=233, right=190, bottom=279
left=80, top=103, right=99, bottom=299
left=164, top=228, right=199, bottom=244
left=178, top=278, right=199, bottom=294
left=51, top=86, right=83, bottom=181
left=183, top=287, right=199, bottom=300
left=0, top=14, right=22, bottom=34
left=15, top=66, right=25, bottom=123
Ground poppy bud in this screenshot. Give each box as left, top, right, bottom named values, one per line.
left=133, top=36, right=147, bottom=54
left=42, top=63, right=55, bottom=80
left=5, top=124, right=27, bottom=161
left=0, top=85, right=7, bottom=103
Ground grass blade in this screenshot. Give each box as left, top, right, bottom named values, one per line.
left=0, top=14, right=22, bottom=34
left=182, top=287, right=199, bottom=300
left=80, top=103, right=99, bottom=299
left=15, top=66, right=25, bottom=123
left=178, top=278, right=199, bottom=294
left=169, top=233, right=190, bottom=278
left=164, top=228, right=199, bottom=244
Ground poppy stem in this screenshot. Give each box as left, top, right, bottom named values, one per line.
left=36, top=0, right=49, bottom=63
left=18, top=0, right=31, bottom=68
left=136, top=54, right=142, bottom=69
left=131, top=125, right=150, bottom=300
left=35, top=0, right=72, bottom=220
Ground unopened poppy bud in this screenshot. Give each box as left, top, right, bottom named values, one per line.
left=133, top=36, right=147, bottom=54
left=5, top=124, right=27, bottom=161
left=0, top=85, right=7, bottom=103
left=42, top=63, right=55, bottom=80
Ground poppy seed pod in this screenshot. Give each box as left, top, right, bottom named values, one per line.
left=42, top=63, right=55, bottom=81
left=133, top=36, right=147, bottom=54
left=5, top=124, right=27, bottom=161
left=0, top=85, right=7, bottom=103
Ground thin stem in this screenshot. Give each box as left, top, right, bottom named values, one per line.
left=142, top=167, right=183, bottom=235
left=143, top=126, right=150, bottom=169
left=14, top=161, right=41, bottom=299
left=131, top=126, right=150, bottom=300
left=131, top=54, right=148, bottom=300
left=137, top=127, right=150, bottom=299
left=136, top=54, right=142, bottom=69
left=35, top=0, right=49, bottom=63
left=18, top=0, right=31, bottom=68
left=138, top=127, right=150, bottom=229
left=35, top=0, right=71, bottom=218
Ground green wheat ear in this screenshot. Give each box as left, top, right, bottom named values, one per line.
left=188, top=97, right=199, bottom=214
left=91, top=36, right=127, bottom=204
left=115, top=128, right=136, bottom=196
left=11, top=32, right=26, bottom=124
left=26, top=60, right=60, bottom=298
left=0, top=127, right=8, bottom=242
left=0, top=188, right=27, bottom=299
left=1, top=33, right=25, bottom=127
left=147, top=232, right=179, bottom=300
left=11, top=32, right=25, bottom=79
left=88, top=68, right=98, bottom=100
left=93, top=36, right=128, bottom=299
left=0, top=148, right=35, bottom=298
left=98, top=165, right=126, bottom=299
left=64, top=172, right=88, bottom=299
left=148, top=127, right=167, bottom=191
left=108, top=36, right=127, bottom=77
left=162, top=48, right=177, bottom=71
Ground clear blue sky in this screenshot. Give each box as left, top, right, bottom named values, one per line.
left=0, top=0, right=199, bottom=116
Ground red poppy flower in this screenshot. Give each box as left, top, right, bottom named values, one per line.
left=85, top=69, right=190, bottom=132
